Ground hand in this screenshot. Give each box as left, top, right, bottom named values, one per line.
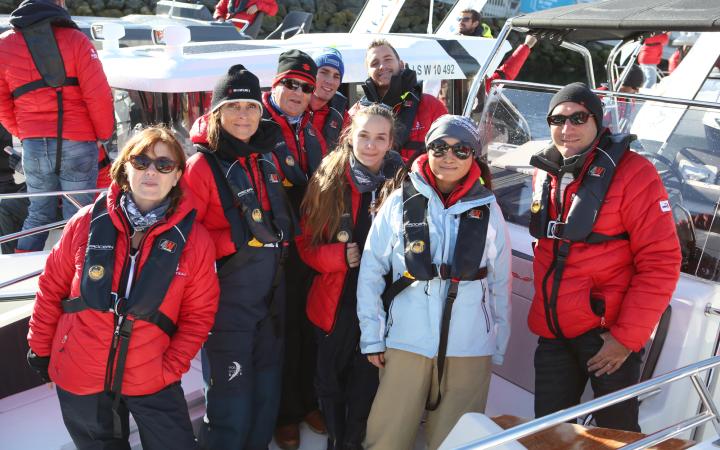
left=587, top=332, right=631, bottom=377
left=524, top=35, right=538, bottom=49
left=346, top=242, right=360, bottom=268
left=27, top=349, right=51, bottom=383
left=246, top=5, right=258, bottom=14
left=216, top=17, right=226, bottom=22
left=367, top=352, right=385, bottom=369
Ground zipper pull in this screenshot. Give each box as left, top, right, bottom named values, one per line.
left=600, top=316, right=606, bottom=328
left=111, top=316, right=125, bottom=349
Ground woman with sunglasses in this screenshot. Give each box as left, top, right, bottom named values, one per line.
left=183, top=64, right=298, bottom=450
left=297, top=104, right=403, bottom=450
left=27, top=126, right=219, bottom=450
left=356, top=115, right=511, bottom=450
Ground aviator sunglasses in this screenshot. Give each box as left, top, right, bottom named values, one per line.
left=427, top=141, right=475, bottom=160
left=547, top=111, right=594, bottom=126
left=128, top=154, right=178, bottom=174
left=279, top=78, right=314, bottom=94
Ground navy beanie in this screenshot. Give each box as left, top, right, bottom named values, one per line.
left=547, top=82, right=603, bottom=129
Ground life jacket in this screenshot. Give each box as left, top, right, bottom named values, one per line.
left=360, top=86, right=424, bottom=160
left=60, top=193, right=195, bottom=437
left=382, top=178, right=490, bottom=410
left=196, top=145, right=296, bottom=250
left=13, top=18, right=79, bottom=175
left=318, top=92, right=348, bottom=152
left=528, top=133, right=634, bottom=339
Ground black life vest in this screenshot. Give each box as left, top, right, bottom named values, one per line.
left=13, top=18, right=81, bottom=175
left=318, top=92, right=348, bottom=152
left=196, top=146, right=297, bottom=251
left=382, top=177, right=490, bottom=410
left=528, top=133, right=633, bottom=339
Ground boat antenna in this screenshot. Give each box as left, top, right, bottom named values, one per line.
left=427, top=0, right=434, bottom=34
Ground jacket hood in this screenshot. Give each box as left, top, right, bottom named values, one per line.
left=361, top=67, right=421, bottom=107
left=190, top=113, right=210, bottom=144
left=106, top=180, right=195, bottom=233
left=530, top=128, right=609, bottom=177
left=10, top=0, right=76, bottom=29
left=411, top=153, right=491, bottom=208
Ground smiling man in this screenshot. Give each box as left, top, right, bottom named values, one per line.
left=527, top=82, right=681, bottom=432
left=349, top=39, right=447, bottom=163
left=308, top=48, right=349, bottom=151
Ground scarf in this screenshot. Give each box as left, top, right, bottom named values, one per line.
left=120, top=193, right=169, bottom=232
left=215, top=120, right=280, bottom=161
left=349, top=151, right=403, bottom=193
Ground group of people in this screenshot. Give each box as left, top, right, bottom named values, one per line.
left=0, top=1, right=684, bottom=450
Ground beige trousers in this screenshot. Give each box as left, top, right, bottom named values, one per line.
left=364, top=348, right=492, bottom=450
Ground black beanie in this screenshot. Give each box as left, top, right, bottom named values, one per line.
left=622, top=65, right=644, bottom=89
left=547, top=82, right=603, bottom=129
left=211, top=64, right=263, bottom=113
left=273, top=49, right=317, bottom=87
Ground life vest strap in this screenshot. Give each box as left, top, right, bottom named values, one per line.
left=61, top=296, right=177, bottom=337
left=11, top=77, right=79, bottom=99
left=546, top=220, right=629, bottom=243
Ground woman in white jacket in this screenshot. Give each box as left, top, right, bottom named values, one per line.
left=357, top=115, right=512, bottom=450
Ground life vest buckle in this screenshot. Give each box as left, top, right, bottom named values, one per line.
left=547, top=220, right=565, bottom=239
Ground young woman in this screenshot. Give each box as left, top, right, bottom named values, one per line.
left=297, top=104, right=403, bottom=450
left=183, top=64, right=297, bottom=450
left=27, top=126, right=219, bottom=450
left=357, top=115, right=512, bottom=450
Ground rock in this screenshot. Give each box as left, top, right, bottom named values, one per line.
left=106, top=0, right=125, bottom=10
left=88, top=0, right=106, bottom=14
left=102, top=8, right=125, bottom=17
left=74, top=2, right=94, bottom=15
left=124, top=0, right=143, bottom=11
left=139, top=5, right=152, bottom=14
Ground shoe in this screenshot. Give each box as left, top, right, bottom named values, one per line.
left=304, top=409, right=328, bottom=435
left=274, top=423, right=300, bottom=450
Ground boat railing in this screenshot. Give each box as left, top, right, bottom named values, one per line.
left=451, top=356, right=720, bottom=449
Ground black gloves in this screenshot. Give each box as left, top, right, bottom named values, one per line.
left=27, top=349, right=51, bottom=383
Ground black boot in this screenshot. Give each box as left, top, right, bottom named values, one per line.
left=320, top=398, right=346, bottom=450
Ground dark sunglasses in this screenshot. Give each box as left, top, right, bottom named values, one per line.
left=128, top=154, right=178, bottom=174
left=427, top=141, right=474, bottom=160
left=547, top=111, right=594, bottom=126
left=280, top=78, right=314, bottom=94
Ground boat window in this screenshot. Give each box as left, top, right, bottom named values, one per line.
left=480, top=83, right=720, bottom=283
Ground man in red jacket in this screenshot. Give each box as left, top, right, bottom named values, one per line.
left=638, top=32, right=669, bottom=88
left=528, top=83, right=681, bottom=432
left=348, top=39, right=448, bottom=163
left=0, top=0, right=114, bottom=252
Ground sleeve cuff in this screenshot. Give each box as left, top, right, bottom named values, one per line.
left=360, top=341, right=386, bottom=355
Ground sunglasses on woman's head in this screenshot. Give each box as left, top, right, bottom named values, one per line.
left=546, top=111, right=593, bottom=126
left=128, top=154, right=178, bottom=174
left=279, top=78, right=314, bottom=94
left=427, top=141, right=475, bottom=160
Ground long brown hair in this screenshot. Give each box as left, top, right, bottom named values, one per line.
left=301, top=104, right=396, bottom=246
left=110, top=126, right=187, bottom=215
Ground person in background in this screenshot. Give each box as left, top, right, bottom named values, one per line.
left=309, top=48, right=349, bottom=152
left=528, top=82, right=681, bottom=432
left=184, top=64, right=297, bottom=450
left=0, top=0, right=114, bottom=253
left=349, top=39, right=448, bottom=163
left=27, top=126, right=219, bottom=450
left=638, top=32, right=669, bottom=88
left=213, top=0, right=277, bottom=30
left=357, top=115, right=511, bottom=450
left=599, top=64, right=644, bottom=133
left=457, top=9, right=492, bottom=38
left=298, top=104, right=403, bottom=450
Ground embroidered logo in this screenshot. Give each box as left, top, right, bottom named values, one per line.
left=269, top=173, right=280, bottom=183
left=409, top=240, right=425, bottom=254
left=330, top=120, right=338, bottom=129
left=251, top=209, right=263, bottom=223
left=159, top=239, right=177, bottom=253
left=88, top=265, right=104, bottom=281
left=285, top=155, right=295, bottom=167
left=468, top=209, right=483, bottom=220
left=659, top=200, right=671, bottom=213
left=336, top=230, right=350, bottom=243
left=302, top=63, right=311, bottom=71
left=530, top=200, right=542, bottom=214
left=228, top=362, right=242, bottom=382
left=588, top=166, right=605, bottom=177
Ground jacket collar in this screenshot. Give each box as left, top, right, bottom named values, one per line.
left=530, top=128, right=609, bottom=178
left=107, top=181, right=193, bottom=235
left=410, top=153, right=492, bottom=209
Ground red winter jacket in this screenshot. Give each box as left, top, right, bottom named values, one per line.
left=310, top=101, right=349, bottom=151
left=484, top=43, right=531, bottom=93
left=214, top=0, right=278, bottom=29
left=0, top=26, right=114, bottom=141
left=28, top=183, right=219, bottom=396
left=528, top=137, right=681, bottom=352
left=297, top=170, right=360, bottom=333
left=638, top=33, right=669, bottom=65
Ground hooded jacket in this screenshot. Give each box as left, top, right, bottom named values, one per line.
left=356, top=154, right=511, bottom=363
left=0, top=0, right=114, bottom=141
left=28, top=182, right=219, bottom=396
left=527, top=132, right=681, bottom=351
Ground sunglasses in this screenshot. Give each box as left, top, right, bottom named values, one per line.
left=128, top=154, right=179, bottom=174
left=279, top=78, right=314, bottom=94
left=427, top=141, right=474, bottom=160
left=547, top=111, right=594, bottom=126
left=458, top=17, right=472, bottom=22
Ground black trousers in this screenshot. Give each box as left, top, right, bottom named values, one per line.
left=534, top=328, right=644, bottom=432
left=56, top=382, right=197, bottom=450
left=315, top=302, right=379, bottom=447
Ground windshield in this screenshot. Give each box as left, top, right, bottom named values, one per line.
left=479, top=83, right=720, bottom=283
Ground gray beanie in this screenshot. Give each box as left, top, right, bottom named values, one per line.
left=425, top=115, right=481, bottom=151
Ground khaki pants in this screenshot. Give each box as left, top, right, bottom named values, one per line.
left=365, top=348, right=492, bottom=450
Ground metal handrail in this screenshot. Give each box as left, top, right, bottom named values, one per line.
left=0, top=187, right=104, bottom=200
left=452, top=356, right=720, bottom=449
left=0, top=219, right=68, bottom=245
left=0, top=269, right=42, bottom=291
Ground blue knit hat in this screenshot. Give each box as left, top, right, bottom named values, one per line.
left=314, top=48, right=344, bottom=81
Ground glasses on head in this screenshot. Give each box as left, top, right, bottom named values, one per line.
left=128, top=154, right=178, bottom=174
left=427, top=141, right=474, bottom=160
left=279, top=78, right=314, bottom=94
left=547, top=111, right=593, bottom=126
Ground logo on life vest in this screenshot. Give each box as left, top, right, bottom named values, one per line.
left=336, top=230, right=350, bottom=243
left=588, top=166, right=605, bottom=177
left=531, top=200, right=542, bottom=214
left=659, top=199, right=671, bottom=213
left=251, top=209, right=263, bottom=222
left=467, top=209, right=484, bottom=220
left=228, top=361, right=242, bottom=382
left=285, top=155, right=295, bottom=167
left=330, top=120, right=338, bottom=129
left=409, top=240, right=425, bottom=254
left=159, top=239, right=177, bottom=253
left=87, top=265, right=105, bottom=281
left=269, top=173, right=280, bottom=183
left=307, top=127, right=316, bottom=137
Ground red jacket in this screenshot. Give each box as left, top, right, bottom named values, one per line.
left=528, top=138, right=681, bottom=351
left=310, top=100, right=349, bottom=151
left=484, top=43, right=531, bottom=93
left=28, top=183, right=219, bottom=396
left=0, top=26, right=114, bottom=141
left=214, top=0, right=278, bottom=29
left=638, top=33, right=669, bottom=65
left=297, top=171, right=360, bottom=333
